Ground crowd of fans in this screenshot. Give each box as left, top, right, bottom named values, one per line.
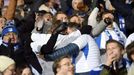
left=0, top=0, right=134, bottom=75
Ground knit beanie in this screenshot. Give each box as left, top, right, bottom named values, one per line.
left=0, top=56, right=15, bottom=72
left=1, top=25, right=18, bottom=38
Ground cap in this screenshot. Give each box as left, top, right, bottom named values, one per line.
left=0, top=56, right=15, bottom=72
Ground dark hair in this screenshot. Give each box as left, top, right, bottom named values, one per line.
left=126, top=41, right=134, bottom=62
left=68, top=22, right=80, bottom=29
left=16, top=63, right=33, bottom=75
left=53, top=55, right=71, bottom=75
left=69, top=14, right=79, bottom=20
left=69, top=15, right=82, bottom=28
left=102, top=10, right=113, bottom=17
left=49, top=20, right=62, bottom=34
left=106, top=39, right=124, bottom=50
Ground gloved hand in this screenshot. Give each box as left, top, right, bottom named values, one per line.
left=104, top=17, right=112, bottom=25
left=52, top=22, right=68, bottom=34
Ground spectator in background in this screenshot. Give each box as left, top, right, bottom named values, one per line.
left=32, top=10, right=53, bottom=34
left=0, top=55, right=16, bottom=75
left=0, top=16, right=6, bottom=45
left=53, top=55, right=74, bottom=75
left=0, top=0, right=17, bottom=38
left=126, top=41, right=134, bottom=75
left=44, top=0, right=58, bottom=15
left=53, top=11, right=68, bottom=23
left=100, top=40, right=130, bottom=75
left=95, top=11, right=126, bottom=53
left=0, top=25, right=42, bottom=75
left=1, top=0, right=17, bottom=21
left=16, top=63, right=33, bottom=75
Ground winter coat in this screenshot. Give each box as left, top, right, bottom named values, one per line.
left=100, top=58, right=130, bottom=75
left=0, top=34, right=42, bottom=74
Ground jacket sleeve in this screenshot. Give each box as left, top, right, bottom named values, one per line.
left=17, top=12, right=35, bottom=34
left=23, top=33, right=42, bottom=74
left=88, top=7, right=99, bottom=27
left=44, top=43, right=79, bottom=61
left=92, top=20, right=107, bottom=37
left=100, top=65, right=111, bottom=75
left=40, top=33, right=59, bottom=54
left=16, top=0, right=43, bottom=34
left=44, top=34, right=88, bottom=61
left=87, top=7, right=107, bottom=37
left=4, top=0, right=17, bottom=20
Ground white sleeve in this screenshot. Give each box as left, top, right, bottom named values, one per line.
left=31, top=33, right=51, bottom=42
left=88, top=7, right=99, bottom=27
left=31, top=33, right=66, bottom=53
left=72, top=35, right=88, bottom=49
left=31, top=33, right=51, bottom=53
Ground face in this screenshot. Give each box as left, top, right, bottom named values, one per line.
left=57, top=58, right=74, bottom=75
left=3, top=32, right=19, bottom=44
left=70, top=16, right=81, bottom=24
left=0, top=17, right=6, bottom=29
left=106, top=42, right=123, bottom=61
left=131, top=54, right=134, bottom=61
left=17, top=0, right=24, bottom=6
left=43, top=13, right=53, bottom=23
left=1, top=7, right=7, bottom=16
left=3, top=64, right=16, bottom=75
left=72, top=0, right=83, bottom=11
left=56, top=13, right=68, bottom=22
left=21, top=67, right=32, bottom=75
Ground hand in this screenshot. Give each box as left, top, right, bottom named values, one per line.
left=35, top=20, right=44, bottom=30
left=104, top=17, right=112, bottom=25
left=52, top=22, right=68, bottom=34
left=2, top=35, right=10, bottom=43
left=103, top=13, right=114, bottom=25
left=105, top=52, right=117, bottom=66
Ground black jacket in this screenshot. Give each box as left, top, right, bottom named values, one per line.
left=0, top=37, right=42, bottom=74
left=110, top=0, right=134, bottom=36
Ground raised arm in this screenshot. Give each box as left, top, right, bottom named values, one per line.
left=44, top=34, right=88, bottom=61
left=88, top=7, right=108, bottom=37
left=0, top=0, right=3, bottom=8
left=4, top=0, right=17, bottom=20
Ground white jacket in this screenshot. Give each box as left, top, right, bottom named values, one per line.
left=72, top=34, right=101, bottom=73
left=31, top=30, right=100, bottom=73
